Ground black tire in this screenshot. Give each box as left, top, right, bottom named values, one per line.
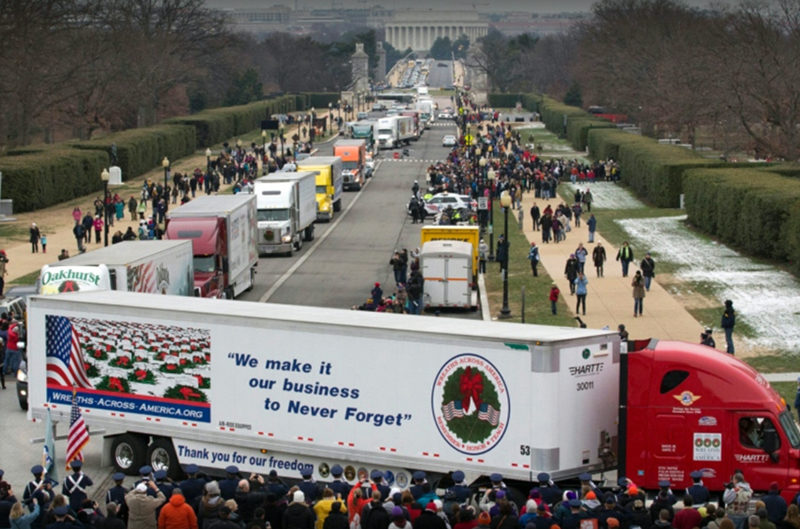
left=111, top=434, right=148, bottom=475
left=18, top=393, right=28, bottom=411
left=147, top=438, right=181, bottom=480
left=304, top=225, right=315, bottom=242
left=223, top=286, right=234, bottom=300
left=334, top=199, right=342, bottom=213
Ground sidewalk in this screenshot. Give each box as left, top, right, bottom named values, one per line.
left=517, top=192, right=705, bottom=343
left=0, top=108, right=349, bottom=288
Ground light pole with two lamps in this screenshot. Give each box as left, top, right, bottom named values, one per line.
left=487, top=167, right=496, bottom=260
left=101, top=168, right=110, bottom=247
left=262, top=130, right=267, bottom=158
left=205, top=148, right=212, bottom=174
left=499, top=190, right=512, bottom=318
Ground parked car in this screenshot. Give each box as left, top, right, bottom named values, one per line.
left=423, top=193, right=476, bottom=216
left=442, top=134, right=457, bottom=147
left=357, top=111, right=369, bottom=120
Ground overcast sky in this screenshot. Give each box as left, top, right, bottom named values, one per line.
left=205, top=0, right=739, bottom=14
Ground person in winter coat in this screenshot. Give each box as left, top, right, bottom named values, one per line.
left=416, top=503, right=447, bottom=529
left=93, top=216, right=104, bottom=244
left=158, top=490, right=198, bottom=529
left=616, top=242, right=634, bottom=277
left=322, top=503, right=348, bottom=529
left=574, top=272, right=588, bottom=316
left=361, top=491, right=391, bottom=529
left=496, top=235, right=509, bottom=272
left=9, top=499, right=40, bottom=529
left=283, top=491, right=315, bottom=529
left=527, top=242, right=540, bottom=277
left=564, top=255, right=579, bottom=295
left=478, top=239, right=488, bottom=274
left=29, top=223, right=41, bottom=253
left=198, top=482, right=225, bottom=529
left=632, top=271, right=646, bottom=318
left=640, top=253, right=655, bottom=291
left=490, top=501, right=519, bottom=529
left=549, top=285, right=560, bottom=315
left=721, top=300, right=736, bottom=355
left=98, top=502, right=126, bottom=529
left=313, top=489, right=340, bottom=529
left=388, top=506, right=412, bottom=529
left=592, top=243, right=606, bottom=278
left=126, top=482, right=166, bottom=529
left=586, top=214, right=597, bottom=243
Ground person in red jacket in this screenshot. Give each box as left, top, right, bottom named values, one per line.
left=158, top=490, right=198, bottom=529
left=672, top=495, right=701, bottom=529
left=549, top=284, right=560, bottom=315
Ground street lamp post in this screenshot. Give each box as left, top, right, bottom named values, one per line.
left=262, top=130, right=267, bottom=159
left=487, top=167, right=496, bottom=260
left=101, top=168, right=110, bottom=247
left=279, top=126, right=285, bottom=157
left=499, top=190, right=512, bottom=318
left=205, top=148, right=212, bottom=174
left=328, top=102, right=333, bottom=132
left=161, top=156, right=170, bottom=208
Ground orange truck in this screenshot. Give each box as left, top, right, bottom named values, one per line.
left=332, top=139, right=367, bottom=191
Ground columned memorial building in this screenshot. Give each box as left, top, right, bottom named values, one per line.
left=385, top=12, right=488, bottom=53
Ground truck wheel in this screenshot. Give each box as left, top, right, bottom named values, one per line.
left=295, top=237, right=303, bottom=251
left=304, top=225, right=315, bottom=242
left=223, top=286, right=234, bottom=300
left=111, top=434, right=148, bottom=475
left=18, top=392, right=28, bottom=411
left=334, top=199, right=342, bottom=212
left=147, top=438, right=181, bottom=480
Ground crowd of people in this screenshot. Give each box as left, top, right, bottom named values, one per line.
left=3, top=460, right=799, bottom=529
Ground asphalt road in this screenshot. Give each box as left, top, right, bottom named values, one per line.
left=240, top=106, right=466, bottom=310
left=427, top=60, right=454, bottom=89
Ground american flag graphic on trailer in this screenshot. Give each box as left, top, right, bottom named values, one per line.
left=128, top=262, right=154, bottom=292
left=46, top=315, right=92, bottom=389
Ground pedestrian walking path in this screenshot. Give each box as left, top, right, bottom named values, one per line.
left=517, top=192, right=705, bottom=344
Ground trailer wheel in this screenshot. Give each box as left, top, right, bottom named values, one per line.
left=304, top=225, right=315, bottom=242
left=147, top=438, right=181, bottom=480
left=223, top=286, right=234, bottom=300
left=111, top=434, right=147, bottom=475
left=334, top=199, right=342, bottom=212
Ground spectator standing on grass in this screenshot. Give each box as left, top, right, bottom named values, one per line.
left=641, top=253, right=655, bottom=291
left=574, top=272, right=588, bottom=316
left=721, top=300, right=736, bottom=354
left=478, top=239, right=488, bottom=274
left=527, top=242, right=539, bottom=277
left=496, top=235, right=509, bottom=272
left=632, top=271, right=645, bottom=318
left=549, top=284, right=560, bottom=315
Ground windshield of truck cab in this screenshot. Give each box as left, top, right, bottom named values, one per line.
left=258, top=208, right=289, bottom=222
left=316, top=185, right=327, bottom=194
left=342, top=162, right=358, bottom=170
left=194, top=255, right=216, bottom=273
left=779, top=410, right=800, bottom=448
left=378, top=128, right=392, bottom=136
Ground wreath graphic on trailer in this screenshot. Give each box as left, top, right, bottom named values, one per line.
left=439, top=365, right=503, bottom=443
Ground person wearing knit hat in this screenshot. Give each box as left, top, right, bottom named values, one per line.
left=285, top=489, right=315, bottom=529
left=477, top=512, right=492, bottom=527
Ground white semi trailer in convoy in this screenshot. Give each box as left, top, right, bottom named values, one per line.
left=28, top=292, right=800, bottom=501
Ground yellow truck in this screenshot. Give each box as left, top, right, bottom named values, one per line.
left=296, top=156, right=343, bottom=222
left=420, top=225, right=480, bottom=274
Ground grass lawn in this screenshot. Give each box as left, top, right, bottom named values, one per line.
left=482, top=199, right=576, bottom=327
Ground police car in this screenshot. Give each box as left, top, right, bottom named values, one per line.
left=423, top=193, right=476, bottom=216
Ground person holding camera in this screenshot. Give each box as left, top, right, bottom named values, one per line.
left=126, top=480, right=165, bottom=529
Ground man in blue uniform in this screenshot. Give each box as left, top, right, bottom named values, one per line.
left=371, top=470, right=391, bottom=502
left=328, top=465, right=351, bottom=500
left=24, top=465, right=55, bottom=528
left=445, top=471, right=471, bottom=504
left=62, top=460, right=93, bottom=512
left=297, top=467, right=320, bottom=504
left=154, top=469, right=175, bottom=505
left=179, top=464, right=206, bottom=505
left=686, top=471, right=710, bottom=506
left=265, top=470, right=288, bottom=499
left=219, top=465, right=240, bottom=500
left=105, top=472, right=129, bottom=524
left=537, top=472, right=562, bottom=508
left=48, top=505, right=82, bottom=529
left=409, top=471, right=428, bottom=500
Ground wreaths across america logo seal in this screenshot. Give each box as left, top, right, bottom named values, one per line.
left=432, top=354, right=510, bottom=454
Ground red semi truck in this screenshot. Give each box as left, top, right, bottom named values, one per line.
left=165, top=195, right=258, bottom=299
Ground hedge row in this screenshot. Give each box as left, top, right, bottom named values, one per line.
left=487, top=94, right=521, bottom=108
left=684, top=167, right=800, bottom=273
left=0, top=148, right=109, bottom=212
left=0, top=94, right=306, bottom=212
left=586, top=128, right=719, bottom=207
left=304, top=93, right=340, bottom=108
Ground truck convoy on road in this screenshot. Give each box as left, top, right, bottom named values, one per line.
left=333, top=139, right=367, bottom=191
left=27, top=291, right=800, bottom=502
left=296, top=157, right=343, bottom=222
left=254, top=171, right=317, bottom=256
left=37, top=241, right=194, bottom=296
left=351, top=121, right=376, bottom=154
left=377, top=116, right=415, bottom=149
left=165, top=194, right=258, bottom=299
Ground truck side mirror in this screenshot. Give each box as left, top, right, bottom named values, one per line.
left=763, top=428, right=779, bottom=456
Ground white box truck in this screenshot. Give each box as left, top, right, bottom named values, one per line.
left=376, top=116, right=399, bottom=149
left=38, top=241, right=194, bottom=296
left=254, top=171, right=317, bottom=256
left=165, top=195, right=258, bottom=299
left=420, top=240, right=476, bottom=309
left=416, top=98, right=434, bottom=128
left=27, top=292, right=800, bottom=500
left=396, top=115, right=415, bottom=145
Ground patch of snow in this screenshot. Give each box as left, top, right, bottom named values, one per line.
left=564, top=182, right=646, bottom=210
left=617, top=215, right=800, bottom=353
left=515, top=123, right=546, bottom=130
